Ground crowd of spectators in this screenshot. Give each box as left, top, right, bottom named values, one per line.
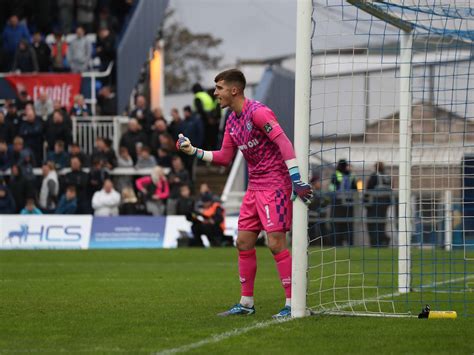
left=0, top=88, right=221, bottom=218
left=0, top=0, right=133, bottom=87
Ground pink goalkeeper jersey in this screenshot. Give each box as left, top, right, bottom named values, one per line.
left=225, top=99, right=291, bottom=191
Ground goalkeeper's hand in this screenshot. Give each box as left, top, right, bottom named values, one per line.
left=290, top=176, right=313, bottom=205
left=176, top=133, right=197, bottom=155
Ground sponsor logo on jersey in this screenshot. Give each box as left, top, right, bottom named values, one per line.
left=264, top=123, right=273, bottom=133
left=238, top=138, right=259, bottom=151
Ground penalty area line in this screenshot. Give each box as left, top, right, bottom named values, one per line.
left=154, top=318, right=292, bottom=355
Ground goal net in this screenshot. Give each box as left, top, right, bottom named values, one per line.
left=293, top=0, right=474, bottom=317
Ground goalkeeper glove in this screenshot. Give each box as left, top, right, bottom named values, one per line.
left=289, top=167, right=313, bottom=205
left=176, top=133, right=197, bottom=155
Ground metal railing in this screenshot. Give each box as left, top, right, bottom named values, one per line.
left=72, top=116, right=129, bottom=154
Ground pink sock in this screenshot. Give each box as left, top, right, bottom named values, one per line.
left=274, top=249, right=292, bottom=298
left=239, top=249, right=257, bottom=297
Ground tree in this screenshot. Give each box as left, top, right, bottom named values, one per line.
left=162, top=10, right=223, bottom=94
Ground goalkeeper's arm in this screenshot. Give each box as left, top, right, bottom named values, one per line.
left=176, top=132, right=237, bottom=166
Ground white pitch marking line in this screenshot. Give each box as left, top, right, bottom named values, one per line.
left=154, top=318, right=292, bottom=355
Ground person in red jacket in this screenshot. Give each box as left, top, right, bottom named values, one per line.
left=135, top=166, right=169, bottom=215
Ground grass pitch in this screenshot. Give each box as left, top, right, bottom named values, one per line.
left=0, top=248, right=473, bottom=354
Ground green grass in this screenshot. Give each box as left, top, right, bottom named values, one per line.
left=0, top=248, right=473, bottom=354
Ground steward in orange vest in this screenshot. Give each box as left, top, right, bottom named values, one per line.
left=190, top=192, right=225, bottom=247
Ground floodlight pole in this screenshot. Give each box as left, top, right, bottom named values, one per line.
left=398, top=30, right=413, bottom=294
left=292, top=0, right=312, bottom=318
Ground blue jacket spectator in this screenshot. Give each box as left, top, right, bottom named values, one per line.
left=182, top=105, right=204, bottom=148
left=2, top=15, right=30, bottom=68
left=0, top=185, right=16, bottom=214
left=46, top=141, right=70, bottom=170
left=55, top=186, right=78, bottom=214
left=19, top=105, right=44, bottom=165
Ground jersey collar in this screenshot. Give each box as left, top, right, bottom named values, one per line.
left=235, top=98, right=249, bottom=118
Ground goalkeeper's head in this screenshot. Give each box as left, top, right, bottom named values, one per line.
left=214, top=69, right=246, bottom=109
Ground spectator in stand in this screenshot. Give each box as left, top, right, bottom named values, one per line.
left=61, top=156, right=89, bottom=213
left=168, top=108, right=184, bottom=142
left=76, top=0, right=97, bottom=33
left=176, top=184, right=194, bottom=216
left=57, top=0, right=74, bottom=34
left=20, top=197, right=42, bottom=214
left=181, top=105, right=204, bottom=176
left=51, top=30, right=69, bottom=72
left=156, top=147, right=172, bottom=169
left=0, top=111, right=15, bottom=144
left=167, top=155, right=190, bottom=215
left=135, top=145, right=156, bottom=169
left=96, top=26, right=115, bottom=72
left=114, top=145, right=133, bottom=191
left=46, top=140, right=70, bottom=170
left=91, top=137, right=117, bottom=170
left=136, top=166, right=169, bottom=216
left=38, top=161, right=59, bottom=212
left=92, top=178, right=121, bottom=216
left=12, top=39, right=39, bottom=73
left=70, top=94, right=91, bottom=117
left=18, top=149, right=36, bottom=183
left=97, top=86, right=117, bottom=115
left=0, top=139, right=12, bottom=171
left=45, top=110, right=72, bottom=152
left=159, top=132, right=174, bottom=153
left=192, top=83, right=218, bottom=150
left=9, top=136, right=33, bottom=167
left=0, top=184, right=16, bottom=214
left=16, top=90, right=33, bottom=113
left=19, top=104, right=43, bottom=165
left=67, top=25, right=91, bottom=73
left=55, top=185, right=78, bottom=214
left=31, top=31, right=51, bottom=72
left=9, top=164, right=33, bottom=213
left=5, top=103, right=21, bottom=137
left=130, top=94, right=153, bottom=134
left=97, top=6, right=119, bottom=34
left=149, top=119, right=167, bottom=154
left=2, top=15, right=30, bottom=71
left=48, top=100, right=72, bottom=130
left=182, top=105, right=204, bottom=148
left=151, top=107, right=165, bottom=126
left=88, top=158, right=109, bottom=199
left=34, top=92, right=54, bottom=121
left=69, top=142, right=90, bottom=168
left=119, top=118, right=148, bottom=163
left=119, top=186, right=140, bottom=215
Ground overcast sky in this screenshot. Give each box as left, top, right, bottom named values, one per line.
left=170, top=0, right=297, bottom=66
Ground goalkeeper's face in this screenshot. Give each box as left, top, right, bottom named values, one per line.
left=214, top=80, right=234, bottom=109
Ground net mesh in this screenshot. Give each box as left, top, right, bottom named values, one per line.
left=307, top=0, right=474, bottom=317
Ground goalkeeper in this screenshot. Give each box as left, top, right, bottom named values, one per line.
left=177, top=69, right=312, bottom=318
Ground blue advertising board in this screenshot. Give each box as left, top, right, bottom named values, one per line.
left=89, top=216, right=165, bottom=249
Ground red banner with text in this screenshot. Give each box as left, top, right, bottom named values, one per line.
left=5, top=74, right=82, bottom=111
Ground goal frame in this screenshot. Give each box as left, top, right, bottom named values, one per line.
left=291, top=0, right=415, bottom=317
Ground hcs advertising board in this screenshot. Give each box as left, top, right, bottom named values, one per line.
left=0, top=216, right=239, bottom=250
left=0, top=215, right=92, bottom=249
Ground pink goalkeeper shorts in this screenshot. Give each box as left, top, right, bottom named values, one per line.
left=238, top=189, right=293, bottom=233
